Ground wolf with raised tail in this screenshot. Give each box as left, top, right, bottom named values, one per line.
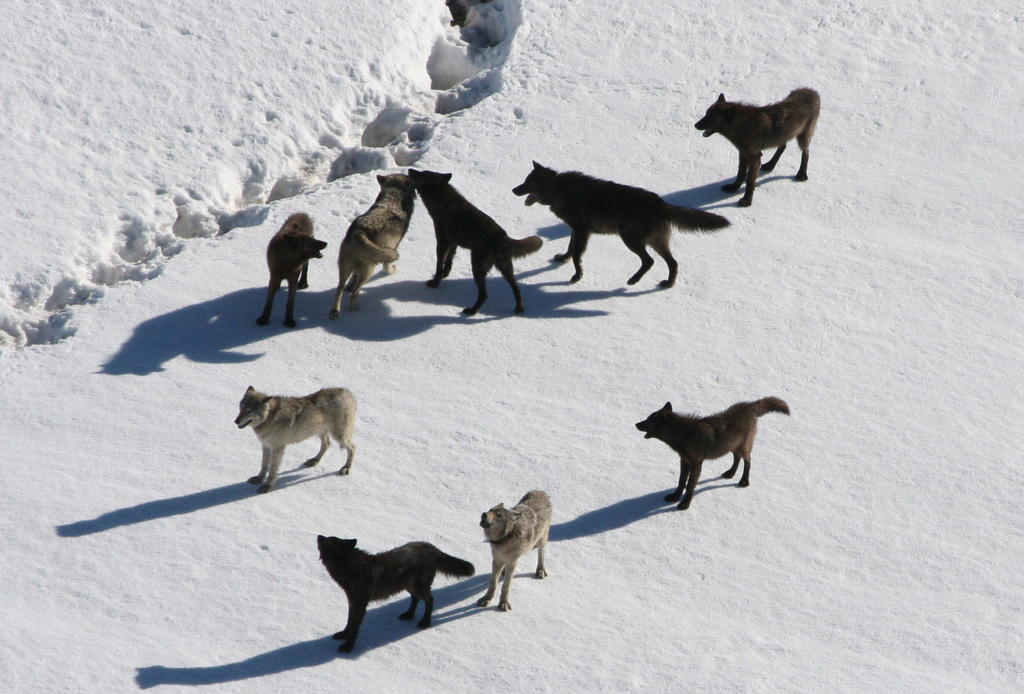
left=635, top=397, right=789, bottom=510
left=234, top=386, right=356, bottom=493
left=512, top=162, right=729, bottom=287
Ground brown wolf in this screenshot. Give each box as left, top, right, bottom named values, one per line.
left=478, top=490, right=551, bottom=612
left=694, top=88, right=820, bottom=207
left=329, top=174, right=415, bottom=318
left=317, top=536, right=475, bottom=653
left=635, top=397, right=790, bottom=510
left=256, top=213, right=328, bottom=327
left=512, top=162, right=729, bottom=287
left=408, top=168, right=543, bottom=315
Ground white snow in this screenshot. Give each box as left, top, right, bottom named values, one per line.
left=1, top=0, right=1022, bottom=692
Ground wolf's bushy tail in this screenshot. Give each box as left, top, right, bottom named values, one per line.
left=754, top=397, right=790, bottom=417
left=436, top=552, right=475, bottom=578
left=505, top=235, right=544, bottom=258
left=665, top=205, right=730, bottom=233
left=350, top=231, right=399, bottom=264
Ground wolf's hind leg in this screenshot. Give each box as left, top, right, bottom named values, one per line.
left=304, top=433, right=330, bottom=467
left=760, top=144, right=786, bottom=172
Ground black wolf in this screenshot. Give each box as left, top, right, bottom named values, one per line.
left=256, top=213, right=328, bottom=327
left=694, top=88, right=820, bottom=207
left=512, top=162, right=729, bottom=287
left=635, top=397, right=790, bottom=510
left=408, top=168, right=543, bottom=315
left=317, top=536, right=475, bottom=653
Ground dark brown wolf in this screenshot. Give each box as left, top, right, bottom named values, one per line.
left=408, top=168, right=543, bottom=315
left=512, top=162, right=729, bottom=287
left=256, top=213, right=328, bottom=327
left=329, top=174, right=415, bottom=318
left=694, top=88, right=820, bottom=207
left=635, top=397, right=790, bottom=510
left=317, top=535, right=475, bottom=653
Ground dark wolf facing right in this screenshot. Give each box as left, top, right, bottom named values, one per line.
left=317, top=536, right=475, bottom=653
left=694, top=88, right=820, bottom=207
left=636, top=397, right=790, bottom=510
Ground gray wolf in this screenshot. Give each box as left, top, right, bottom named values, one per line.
left=408, top=168, right=543, bottom=315
left=329, top=174, right=416, bottom=318
left=317, top=535, right=475, bottom=653
left=630, top=397, right=790, bottom=511
left=694, top=88, right=820, bottom=207
left=478, top=490, right=551, bottom=611
left=636, top=397, right=790, bottom=510
left=256, top=213, right=328, bottom=327
left=512, top=162, right=729, bottom=287
left=234, top=386, right=356, bottom=494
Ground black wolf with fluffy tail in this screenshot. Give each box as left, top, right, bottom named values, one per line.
left=512, top=162, right=729, bottom=288
left=408, top=168, right=543, bottom=315
left=635, top=397, right=790, bottom=510
left=317, top=536, right=475, bottom=653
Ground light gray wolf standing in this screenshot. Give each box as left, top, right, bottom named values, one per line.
left=512, top=162, right=729, bottom=287
left=408, top=168, right=543, bottom=315
left=477, top=490, right=551, bottom=611
left=234, top=386, right=356, bottom=494
left=317, top=536, right=475, bottom=653
left=694, top=88, right=820, bottom=207
left=635, top=397, right=790, bottom=510
left=256, top=213, right=328, bottom=328
left=329, top=174, right=416, bottom=318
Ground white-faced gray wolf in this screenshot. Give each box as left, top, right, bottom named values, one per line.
left=512, top=162, right=729, bottom=287
left=407, top=168, right=543, bottom=315
left=256, top=213, right=328, bottom=328
left=329, top=174, right=416, bottom=318
left=234, top=386, right=356, bottom=494
left=635, top=397, right=790, bottom=510
left=694, top=88, right=820, bottom=207
left=477, top=490, right=551, bottom=611
left=317, top=536, right=475, bottom=653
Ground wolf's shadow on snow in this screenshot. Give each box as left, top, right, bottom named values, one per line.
left=134, top=575, right=488, bottom=687
left=55, top=466, right=338, bottom=537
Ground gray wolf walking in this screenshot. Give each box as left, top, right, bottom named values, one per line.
left=329, top=174, right=416, bottom=318
left=478, top=490, right=551, bottom=611
left=234, top=386, right=356, bottom=494
left=512, top=162, right=729, bottom=287
left=694, top=88, right=820, bottom=207
left=256, top=213, right=328, bottom=327
left=407, top=168, right=543, bottom=315
left=317, top=536, right=475, bottom=653
left=636, top=398, right=789, bottom=510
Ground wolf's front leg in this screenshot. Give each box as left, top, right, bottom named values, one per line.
left=257, top=446, right=286, bottom=493
left=497, top=558, right=520, bottom=611
left=248, top=446, right=272, bottom=485
left=477, top=558, right=503, bottom=606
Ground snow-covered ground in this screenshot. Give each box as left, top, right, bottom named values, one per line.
left=2, top=1, right=1022, bottom=691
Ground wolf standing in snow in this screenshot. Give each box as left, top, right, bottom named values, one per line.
left=408, top=168, right=543, bottom=315
left=256, top=213, right=328, bottom=328
left=694, top=88, right=820, bottom=207
left=234, top=386, right=356, bottom=494
left=317, top=536, right=475, bottom=653
left=635, top=398, right=790, bottom=510
left=329, top=173, right=416, bottom=318
left=477, top=490, right=551, bottom=611
left=512, top=162, right=729, bottom=288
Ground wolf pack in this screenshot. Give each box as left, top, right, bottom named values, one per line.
left=236, top=87, right=817, bottom=653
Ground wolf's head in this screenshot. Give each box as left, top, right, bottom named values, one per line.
left=378, top=172, right=414, bottom=194
left=235, top=386, right=271, bottom=429
left=480, top=503, right=514, bottom=542
left=407, top=168, right=452, bottom=191
left=317, top=535, right=358, bottom=561
left=694, top=94, right=733, bottom=138
left=283, top=234, right=328, bottom=260
left=635, top=402, right=675, bottom=439
left=512, top=161, right=557, bottom=207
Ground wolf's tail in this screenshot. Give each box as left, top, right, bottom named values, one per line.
left=665, top=205, right=730, bottom=233
left=436, top=552, right=476, bottom=578
left=349, top=231, right=399, bottom=264
left=754, top=397, right=790, bottom=417
left=505, top=235, right=544, bottom=258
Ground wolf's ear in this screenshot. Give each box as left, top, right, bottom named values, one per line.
left=441, top=172, right=453, bottom=183
left=717, top=93, right=726, bottom=103
left=377, top=174, right=386, bottom=185
left=532, top=160, right=543, bottom=170
left=246, top=386, right=255, bottom=393
left=662, top=402, right=673, bottom=412
left=343, top=539, right=357, bottom=549
left=497, top=503, right=505, bottom=509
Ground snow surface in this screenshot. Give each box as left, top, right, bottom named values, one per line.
left=2, top=0, right=1023, bottom=692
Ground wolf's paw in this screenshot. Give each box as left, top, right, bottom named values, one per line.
left=297, top=280, right=309, bottom=290
left=385, top=263, right=398, bottom=275
left=256, top=316, right=270, bottom=326
left=338, top=466, right=351, bottom=476
left=514, top=305, right=525, bottom=314
left=737, top=197, right=752, bottom=208
left=553, top=253, right=570, bottom=263
left=332, top=630, right=349, bottom=640
left=337, top=642, right=354, bottom=653
left=738, top=479, right=750, bottom=488
left=476, top=597, right=492, bottom=607
left=664, top=492, right=682, bottom=503
left=302, top=458, right=320, bottom=468
left=721, top=469, right=736, bottom=479
left=569, top=273, right=583, bottom=283
left=417, top=617, right=431, bottom=629
left=328, top=309, right=340, bottom=320
left=247, top=475, right=264, bottom=484
left=461, top=306, right=478, bottom=316
left=794, top=173, right=808, bottom=182
left=284, top=317, right=297, bottom=328
left=721, top=182, right=741, bottom=193
left=535, top=568, right=547, bottom=579
left=398, top=610, right=415, bottom=621
left=498, top=601, right=512, bottom=611
left=676, top=500, right=690, bottom=510
left=658, top=279, right=675, bottom=289
left=257, top=483, right=274, bottom=494
left=426, top=278, right=441, bottom=288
